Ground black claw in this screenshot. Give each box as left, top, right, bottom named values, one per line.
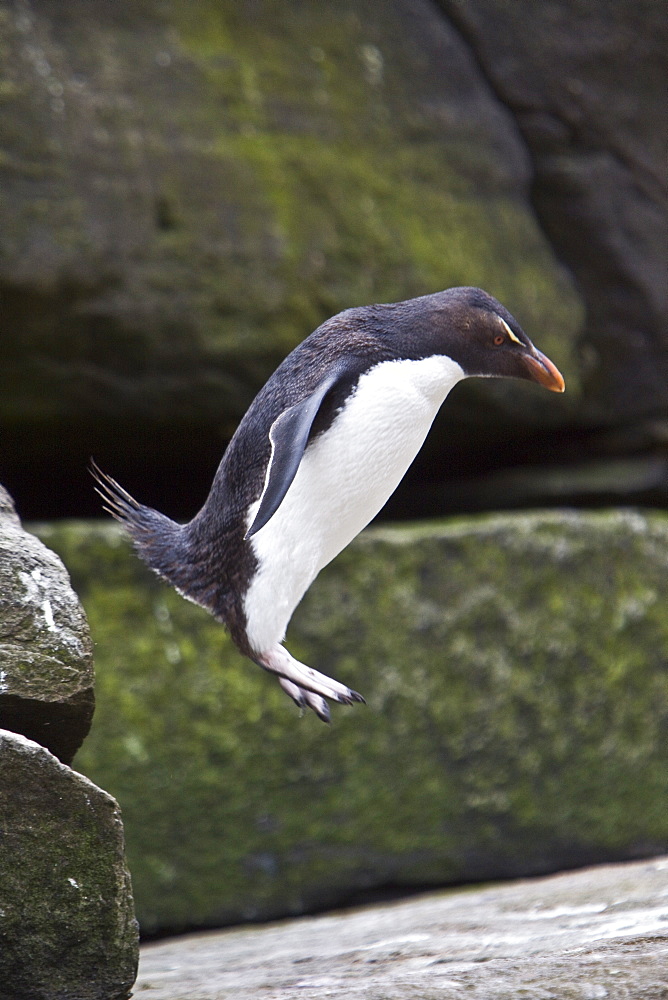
left=332, top=688, right=366, bottom=707
left=333, top=689, right=365, bottom=706
left=316, top=704, right=331, bottom=724
left=290, top=690, right=332, bottom=723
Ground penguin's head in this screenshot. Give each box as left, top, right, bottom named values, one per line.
left=393, top=286, right=565, bottom=393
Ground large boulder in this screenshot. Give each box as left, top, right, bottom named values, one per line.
left=0, top=485, right=94, bottom=763
left=0, top=0, right=582, bottom=519
left=36, top=510, right=668, bottom=934
left=0, top=730, right=138, bottom=1000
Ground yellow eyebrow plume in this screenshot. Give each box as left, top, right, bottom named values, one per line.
left=498, top=316, right=522, bottom=344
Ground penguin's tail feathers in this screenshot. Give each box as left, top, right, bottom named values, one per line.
left=89, top=459, right=187, bottom=584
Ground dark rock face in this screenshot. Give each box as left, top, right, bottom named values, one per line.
left=441, top=0, right=668, bottom=427
left=0, top=486, right=94, bottom=763
left=0, top=730, right=138, bottom=1000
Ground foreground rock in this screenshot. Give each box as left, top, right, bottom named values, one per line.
left=0, top=731, right=138, bottom=1000
left=36, top=510, right=668, bottom=935
left=0, top=485, right=94, bottom=763
left=136, top=856, right=668, bottom=999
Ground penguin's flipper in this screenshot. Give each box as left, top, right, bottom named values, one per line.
left=245, top=366, right=348, bottom=538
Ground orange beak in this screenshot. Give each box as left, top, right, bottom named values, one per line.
left=523, top=350, right=565, bottom=393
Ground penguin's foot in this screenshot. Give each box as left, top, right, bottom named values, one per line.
left=258, top=645, right=365, bottom=722
left=278, top=677, right=332, bottom=723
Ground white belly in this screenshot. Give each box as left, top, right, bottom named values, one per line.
left=243, top=355, right=465, bottom=652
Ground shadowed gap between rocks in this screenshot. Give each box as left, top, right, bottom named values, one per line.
left=5, top=415, right=668, bottom=522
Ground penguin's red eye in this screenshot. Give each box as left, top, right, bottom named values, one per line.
left=493, top=334, right=505, bottom=346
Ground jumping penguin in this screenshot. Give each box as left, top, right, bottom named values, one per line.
left=92, top=286, right=564, bottom=722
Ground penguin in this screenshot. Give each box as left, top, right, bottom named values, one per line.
left=92, top=286, right=564, bottom=722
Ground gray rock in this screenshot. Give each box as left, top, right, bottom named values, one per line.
left=0, top=487, right=94, bottom=763
left=135, top=855, right=668, bottom=999
left=0, top=484, right=21, bottom=526
left=34, top=511, right=668, bottom=935
left=0, top=0, right=575, bottom=425
left=0, top=730, right=138, bottom=1000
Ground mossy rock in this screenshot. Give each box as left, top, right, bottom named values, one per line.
left=34, top=510, right=668, bottom=934
left=0, top=731, right=138, bottom=1000
left=0, top=487, right=94, bottom=764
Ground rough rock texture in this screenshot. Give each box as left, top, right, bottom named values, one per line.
left=442, top=0, right=668, bottom=427
left=0, top=0, right=582, bottom=519
left=0, top=484, right=94, bottom=763
left=136, top=856, right=668, bottom=999
left=35, top=511, right=668, bottom=935
left=0, top=730, right=138, bottom=1000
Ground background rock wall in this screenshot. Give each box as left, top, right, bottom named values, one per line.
left=441, top=0, right=668, bottom=423
left=2, top=0, right=664, bottom=520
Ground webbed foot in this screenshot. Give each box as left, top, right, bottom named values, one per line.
left=258, top=645, right=365, bottom=722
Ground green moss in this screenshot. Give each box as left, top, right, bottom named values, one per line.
left=297, top=510, right=668, bottom=848
left=1, top=734, right=137, bottom=998
left=1, top=0, right=582, bottom=430
left=33, top=511, right=668, bottom=934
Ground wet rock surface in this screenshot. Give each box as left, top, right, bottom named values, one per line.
left=0, top=730, right=138, bottom=1000
left=0, top=485, right=94, bottom=763
left=136, top=856, right=668, bottom=999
